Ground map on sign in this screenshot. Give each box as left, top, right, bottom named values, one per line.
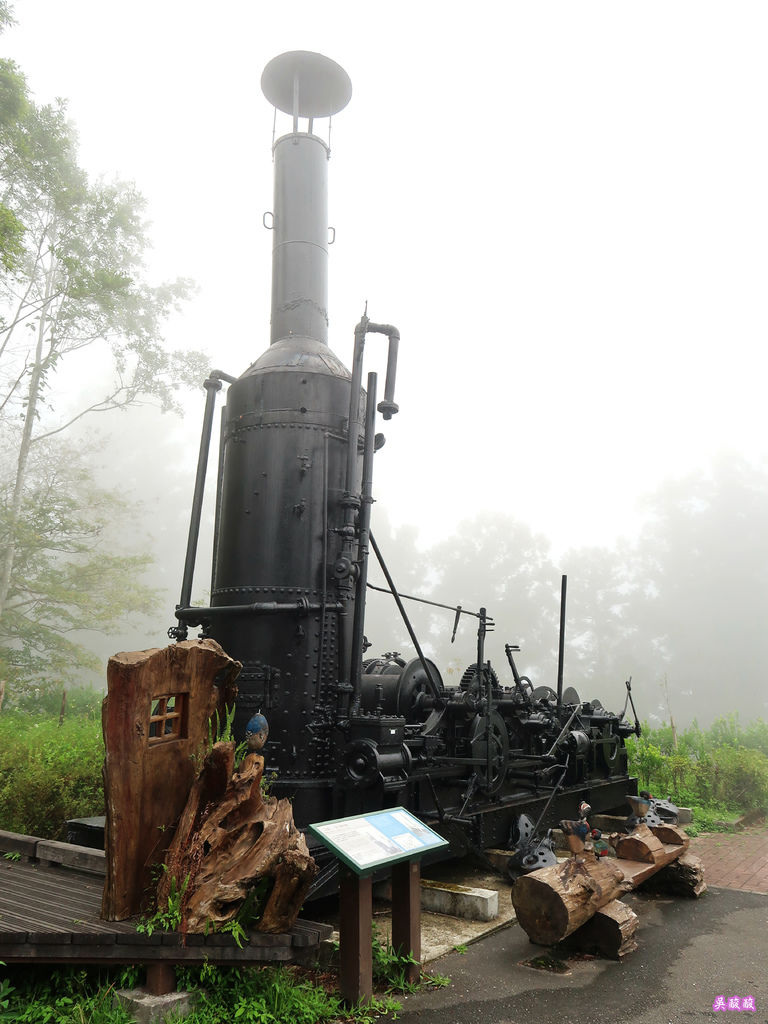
left=308, top=807, right=449, bottom=875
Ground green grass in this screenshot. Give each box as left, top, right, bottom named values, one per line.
left=0, top=705, right=104, bottom=839
left=0, top=962, right=405, bottom=1024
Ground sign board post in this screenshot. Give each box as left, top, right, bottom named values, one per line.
left=309, top=807, right=449, bottom=1005
left=338, top=865, right=373, bottom=1003
left=391, top=858, right=421, bottom=984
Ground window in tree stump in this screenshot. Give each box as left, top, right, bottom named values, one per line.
left=148, top=693, right=188, bottom=744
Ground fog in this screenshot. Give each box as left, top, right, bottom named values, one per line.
left=4, top=2, right=768, bottom=728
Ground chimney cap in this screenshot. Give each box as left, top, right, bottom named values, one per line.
left=261, top=50, right=352, bottom=119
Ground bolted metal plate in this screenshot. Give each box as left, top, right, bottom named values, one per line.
left=261, top=51, right=352, bottom=118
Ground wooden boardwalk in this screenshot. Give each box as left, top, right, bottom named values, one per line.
left=0, top=830, right=331, bottom=967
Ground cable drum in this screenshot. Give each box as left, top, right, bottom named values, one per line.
left=360, top=656, right=442, bottom=721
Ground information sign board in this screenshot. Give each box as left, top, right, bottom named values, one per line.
left=308, top=807, right=449, bottom=875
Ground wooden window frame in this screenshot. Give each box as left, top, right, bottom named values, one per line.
left=148, top=693, right=188, bottom=745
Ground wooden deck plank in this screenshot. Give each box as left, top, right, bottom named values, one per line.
left=0, top=907, right=80, bottom=934
left=0, top=875, right=107, bottom=931
left=0, top=943, right=298, bottom=963
left=2, top=873, right=102, bottom=906
left=3, top=860, right=104, bottom=896
left=1, top=883, right=103, bottom=922
left=0, top=830, right=42, bottom=857
left=1, top=879, right=102, bottom=915
left=36, top=840, right=106, bottom=875
left=1, top=834, right=330, bottom=967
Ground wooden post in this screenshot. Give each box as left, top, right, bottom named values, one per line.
left=145, top=962, right=176, bottom=995
left=339, top=865, right=373, bottom=1005
left=391, top=859, right=421, bottom=985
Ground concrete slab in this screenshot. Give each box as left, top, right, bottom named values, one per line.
left=419, top=879, right=498, bottom=921
left=113, top=988, right=198, bottom=1024
left=378, top=862, right=516, bottom=962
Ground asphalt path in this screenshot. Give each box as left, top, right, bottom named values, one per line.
left=373, top=887, right=768, bottom=1024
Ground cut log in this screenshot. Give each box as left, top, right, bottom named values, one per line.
left=611, top=823, right=665, bottom=863
left=649, top=823, right=690, bottom=849
left=158, top=748, right=316, bottom=934
left=101, top=639, right=241, bottom=921
left=608, top=823, right=691, bottom=887
left=511, top=857, right=632, bottom=945
left=561, top=899, right=639, bottom=959
left=640, top=851, right=707, bottom=898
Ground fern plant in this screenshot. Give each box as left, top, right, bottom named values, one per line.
left=136, top=871, right=189, bottom=937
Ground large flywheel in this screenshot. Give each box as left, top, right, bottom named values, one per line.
left=468, top=710, right=509, bottom=795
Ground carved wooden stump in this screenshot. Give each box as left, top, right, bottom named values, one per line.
left=101, top=640, right=241, bottom=920
left=158, top=745, right=316, bottom=934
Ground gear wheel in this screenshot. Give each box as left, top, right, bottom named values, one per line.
left=459, top=662, right=500, bottom=695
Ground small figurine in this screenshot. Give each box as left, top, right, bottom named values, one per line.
left=560, top=801, right=592, bottom=858
left=245, top=712, right=269, bottom=753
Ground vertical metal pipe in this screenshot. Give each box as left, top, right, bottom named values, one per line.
left=556, top=575, right=567, bottom=709
left=476, top=608, right=492, bottom=785
left=315, top=432, right=330, bottom=703
left=345, top=317, right=367, bottom=496
left=349, top=372, right=378, bottom=711
left=270, top=132, right=329, bottom=345
left=209, top=403, right=226, bottom=590
left=178, top=376, right=222, bottom=611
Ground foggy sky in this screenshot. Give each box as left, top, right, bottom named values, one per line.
left=4, top=2, right=768, bottom=727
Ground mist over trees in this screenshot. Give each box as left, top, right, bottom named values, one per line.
left=364, top=454, right=768, bottom=729
left=0, top=12, right=205, bottom=707
left=0, top=430, right=160, bottom=701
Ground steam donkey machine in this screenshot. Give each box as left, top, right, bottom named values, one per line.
left=169, top=51, right=639, bottom=887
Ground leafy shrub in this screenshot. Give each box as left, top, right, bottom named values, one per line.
left=625, top=716, right=768, bottom=822
left=0, top=965, right=134, bottom=1023
left=627, top=736, right=666, bottom=790
left=175, top=963, right=401, bottom=1023
left=0, top=711, right=104, bottom=839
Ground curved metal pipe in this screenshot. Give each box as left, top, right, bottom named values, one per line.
left=349, top=372, right=378, bottom=712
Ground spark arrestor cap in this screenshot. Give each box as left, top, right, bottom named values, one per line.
left=261, top=51, right=352, bottom=118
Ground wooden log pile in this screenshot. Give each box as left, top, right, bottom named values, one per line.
left=511, top=821, right=697, bottom=958
left=511, top=855, right=632, bottom=946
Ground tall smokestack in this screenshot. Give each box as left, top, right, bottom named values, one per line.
left=260, top=51, right=352, bottom=347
